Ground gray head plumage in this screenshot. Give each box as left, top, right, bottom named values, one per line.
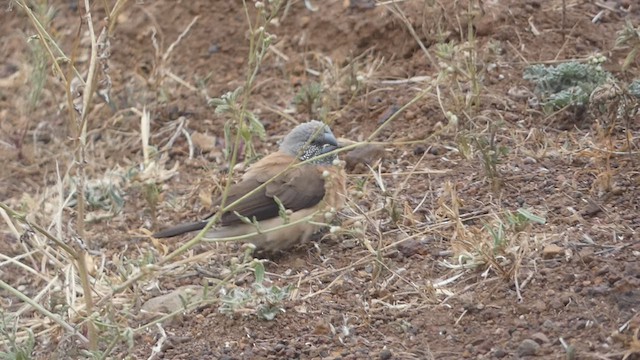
left=279, top=120, right=338, bottom=163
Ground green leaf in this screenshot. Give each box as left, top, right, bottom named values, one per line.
left=253, top=261, right=265, bottom=284
left=208, top=98, right=225, bottom=107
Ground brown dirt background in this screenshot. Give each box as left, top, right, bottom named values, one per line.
left=1, top=0, right=639, bottom=359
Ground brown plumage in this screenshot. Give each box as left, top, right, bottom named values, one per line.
left=153, top=121, right=347, bottom=252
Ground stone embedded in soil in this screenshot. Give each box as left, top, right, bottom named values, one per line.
left=395, top=237, right=430, bottom=257
left=191, top=131, right=219, bottom=153
left=140, top=285, right=205, bottom=323
left=378, top=348, right=392, bottom=360
left=530, top=332, right=550, bottom=344
left=7, top=1, right=640, bottom=359
left=542, top=244, right=564, bottom=259
left=344, top=144, right=386, bottom=172
left=531, top=299, right=547, bottom=313
left=493, top=348, right=508, bottom=358
left=517, top=339, right=541, bottom=357
left=413, top=145, right=426, bottom=155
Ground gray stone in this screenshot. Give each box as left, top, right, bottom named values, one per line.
left=517, top=339, right=540, bottom=357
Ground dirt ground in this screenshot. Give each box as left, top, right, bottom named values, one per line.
left=1, top=0, right=640, bottom=359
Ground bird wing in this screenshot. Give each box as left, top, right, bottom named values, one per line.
left=217, top=164, right=326, bottom=227
left=154, top=153, right=327, bottom=238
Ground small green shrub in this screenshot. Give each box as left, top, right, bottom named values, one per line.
left=218, top=261, right=291, bottom=321
left=523, top=59, right=612, bottom=112
left=628, top=79, right=640, bottom=98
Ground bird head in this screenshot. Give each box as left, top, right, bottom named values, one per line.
left=279, top=120, right=339, bottom=164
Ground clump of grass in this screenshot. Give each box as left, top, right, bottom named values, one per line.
left=429, top=0, right=486, bottom=121
left=293, top=81, right=323, bottom=119
left=474, top=132, right=509, bottom=192
left=523, top=57, right=612, bottom=112
left=434, top=39, right=484, bottom=120
left=445, top=207, right=546, bottom=302
left=455, top=120, right=509, bottom=193
left=484, top=209, right=546, bottom=256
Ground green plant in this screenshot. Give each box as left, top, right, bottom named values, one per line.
left=293, top=81, right=323, bottom=119
left=615, top=20, right=640, bottom=71
left=218, top=261, right=291, bottom=321
left=476, top=135, right=508, bottom=189
left=485, top=208, right=546, bottom=254
left=456, top=123, right=508, bottom=192
left=460, top=208, right=546, bottom=287
left=24, top=3, right=51, bottom=114
left=629, top=79, right=640, bottom=98
left=15, top=1, right=53, bottom=156
left=430, top=0, right=486, bottom=120
left=68, top=174, right=126, bottom=219
left=207, top=0, right=283, bottom=162
left=523, top=58, right=612, bottom=112
left=0, top=313, right=35, bottom=360
left=209, top=86, right=266, bottom=161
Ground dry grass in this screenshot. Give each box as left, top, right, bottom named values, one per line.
left=1, top=0, right=639, bottom=358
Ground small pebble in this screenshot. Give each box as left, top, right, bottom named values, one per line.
left=542, top=244, right=563, bottom=259
left=531, top=332, right=550, bottom=344
left=379, top=348, right=392, bottom=360
left=542, top=319, right=557, bottom=329
left=208, top=44, right=220, bottom=54
left=493, top=348, right=508, bottom=358
left=517, top=339, right=540, bottom=357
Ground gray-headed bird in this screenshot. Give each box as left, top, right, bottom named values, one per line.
left=153, top=120, right=346, bottom=252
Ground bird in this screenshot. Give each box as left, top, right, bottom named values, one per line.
left=153, top=120, right=347, bottom=253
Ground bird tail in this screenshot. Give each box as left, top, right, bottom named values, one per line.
left=203, top=226, right=250, bottom=239
left=152, top=221, right=207, bottom=238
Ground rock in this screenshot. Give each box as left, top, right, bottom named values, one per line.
left=542, top=319, right=557, bottom=329
left=507, top=86, right=534, bottom=100
left=208, top=44, right=220, bottom=54
left=346, top=0, right=376, bottom=10
left=531, top=299, right=547, bottom=313
left=531, top=332, right=550, bottom=344
left=542, top=244, right=563, bottom=259
left=517, top=339, right=540, bottom=357
left=191, top=131, right=219, bottom=153
left=395, top=237, right=429, bottom=257
left=141, top=285, right=206, bottom=323
left=344, top=144, right=386, bottom=172
left=493, top=348, right=508, bottom=358
left=379, top=348, right=392, bottom=360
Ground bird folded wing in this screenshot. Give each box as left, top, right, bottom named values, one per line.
left=217, top=165, right=326, bottom=227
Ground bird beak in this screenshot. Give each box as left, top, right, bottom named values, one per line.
left=322, top=133, right=338, bottom=147
left=320, top=143, right=339, bottom=155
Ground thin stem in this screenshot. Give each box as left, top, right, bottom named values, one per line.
left=15, top=0, right=85, bottom=84
left=0, top=279, right=89, bottom=344
left=0, top=202, right=77, bottom=258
